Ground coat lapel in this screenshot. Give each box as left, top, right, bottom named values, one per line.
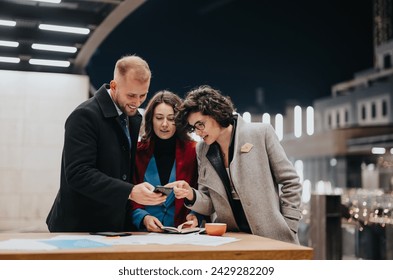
left=206, top=143, right=234, bottom=201
left=95, top=84, right=118, bottom=118
left=206, top=143, right=226, bottom=185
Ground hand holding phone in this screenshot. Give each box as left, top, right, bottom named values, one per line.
left=153, top=185, right=172, bottom=196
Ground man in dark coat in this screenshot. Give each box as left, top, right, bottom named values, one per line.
left=46, top=55, right=166, bottom=232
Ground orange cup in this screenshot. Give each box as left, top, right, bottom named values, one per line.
left=205, top=223, right=227, bottom=236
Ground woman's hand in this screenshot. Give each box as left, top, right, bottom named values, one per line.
left=143, top=215, right=164, bottom=232
left=166, top=180, right=194, bottom=201
left=185, top=214, right=198, bottom=228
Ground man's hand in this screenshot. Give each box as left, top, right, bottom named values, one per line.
left=129, top=182, right=166, bottom=205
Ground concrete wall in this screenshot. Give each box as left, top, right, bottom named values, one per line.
left=0, top=70, right=89, bottom=232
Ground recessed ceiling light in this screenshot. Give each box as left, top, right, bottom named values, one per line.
left=0, top=40, right=19, bottom=47
left=39, top=24, right=90, bottom=35
left=32, top=43, right=77, bottom=53
left=30, top=0, right=62, bottom=3
left=371, top=147, right=386, bottom=154
left=0, top=56, right=20, bottom=63
left=29, top=58, right=70, bottom=67
left=0, top=20, right=17, bottom=27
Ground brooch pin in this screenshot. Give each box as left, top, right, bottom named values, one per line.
left=240, top=143, right=253, bottom=153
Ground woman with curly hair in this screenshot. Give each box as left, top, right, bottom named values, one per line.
left=171, top=85, right=302, bottom=244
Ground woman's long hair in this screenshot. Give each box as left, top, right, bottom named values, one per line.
left=141, top=90, right=191, bottom=142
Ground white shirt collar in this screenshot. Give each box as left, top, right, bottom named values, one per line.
left=106, top=88, right=123, bottom=116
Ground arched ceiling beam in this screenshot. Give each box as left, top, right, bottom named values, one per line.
left=73, top=0, right=146, bottom=74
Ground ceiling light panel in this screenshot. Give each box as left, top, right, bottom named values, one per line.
left=0, top=40, right=19, bottom=47
left=0, top=56, right=20, bottom=63
left=29, top=58, right=70, bottom=67
left=29, top=0, right=62, bottom=3
left=0, top=19, right=17, bottom=27
left=39, top=24, right=90, bottom=35
left=32, top=43, right=77, bottom=53
left=0, top=0, right=121, bottom=74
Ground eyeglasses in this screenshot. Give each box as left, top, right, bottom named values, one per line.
left=187, top=120, right=205, bottom=133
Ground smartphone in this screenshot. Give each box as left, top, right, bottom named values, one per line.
left=89, top=232, right=132, bottom=237
left=153, top=185, right=172, bottom=196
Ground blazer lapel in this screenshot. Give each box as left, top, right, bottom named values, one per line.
left=206, top=143, right=226, bottom=184
left=206, top=143, right=234, bottom=202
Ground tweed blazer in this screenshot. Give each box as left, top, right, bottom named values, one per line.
left=189, top=115, right=302, bottom=244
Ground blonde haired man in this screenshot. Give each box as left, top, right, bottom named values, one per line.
left=47, top=55, right=166, bottom=232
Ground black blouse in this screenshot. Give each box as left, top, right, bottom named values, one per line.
left=153, top=135, right=176, bottom=185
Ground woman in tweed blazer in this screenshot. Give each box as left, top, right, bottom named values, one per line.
left=171, top=85, right=302, bottom=244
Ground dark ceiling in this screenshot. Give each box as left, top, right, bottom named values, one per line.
left=0, top=0, right=144, bottom=74
left=1, top=0, right=374, bottom=113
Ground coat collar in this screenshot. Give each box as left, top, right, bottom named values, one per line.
left=95, top=84, right=119, bottom=119
left=202, top=115, right=250, bottom=159
left=95, top=83, right=142, bottom=120
left=231, top=115, right=253, bottom=163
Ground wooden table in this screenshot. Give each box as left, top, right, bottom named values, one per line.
left=0, top=232, right=313, bottom=260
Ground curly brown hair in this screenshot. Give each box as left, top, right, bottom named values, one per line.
left=141, top=90, right=191, bottom=142
left=176, top=85, right=236, bottom=132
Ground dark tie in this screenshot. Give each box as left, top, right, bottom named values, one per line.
left=120, top=113, right=131, bottom=148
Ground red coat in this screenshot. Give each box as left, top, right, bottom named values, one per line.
left=132, top=138, right=198, bottom=227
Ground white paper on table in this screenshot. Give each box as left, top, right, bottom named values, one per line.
left=177, top=234, right=240, bottom=246
left=50, top=234, right=104, bottom=240
left=47, top=234, right=239, bottom=246
left=50, top=233, right=239, bottom=246
left=139, top=233, right=239, bottom=246
left=49, top=234, right=147, bottom=245
left=0, top=234, right=239, bottom=251
left=0, top=239, right=57, bottom=251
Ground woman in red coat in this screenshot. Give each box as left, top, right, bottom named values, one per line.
left=132, top=90, right=201, bottom=232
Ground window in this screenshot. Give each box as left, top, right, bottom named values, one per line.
left=361, top=105, right=366, bottom=120
left=358, top=96, right=389, bottom=125
left=328, top=113, right=332, bottom=128
left=384, top=53, right=392, bottom=69
left=345, top=109, right=349, bottom=123
left=382, top=99, right=388, bottom=116
left=371, top=102, right=376, bottom=118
